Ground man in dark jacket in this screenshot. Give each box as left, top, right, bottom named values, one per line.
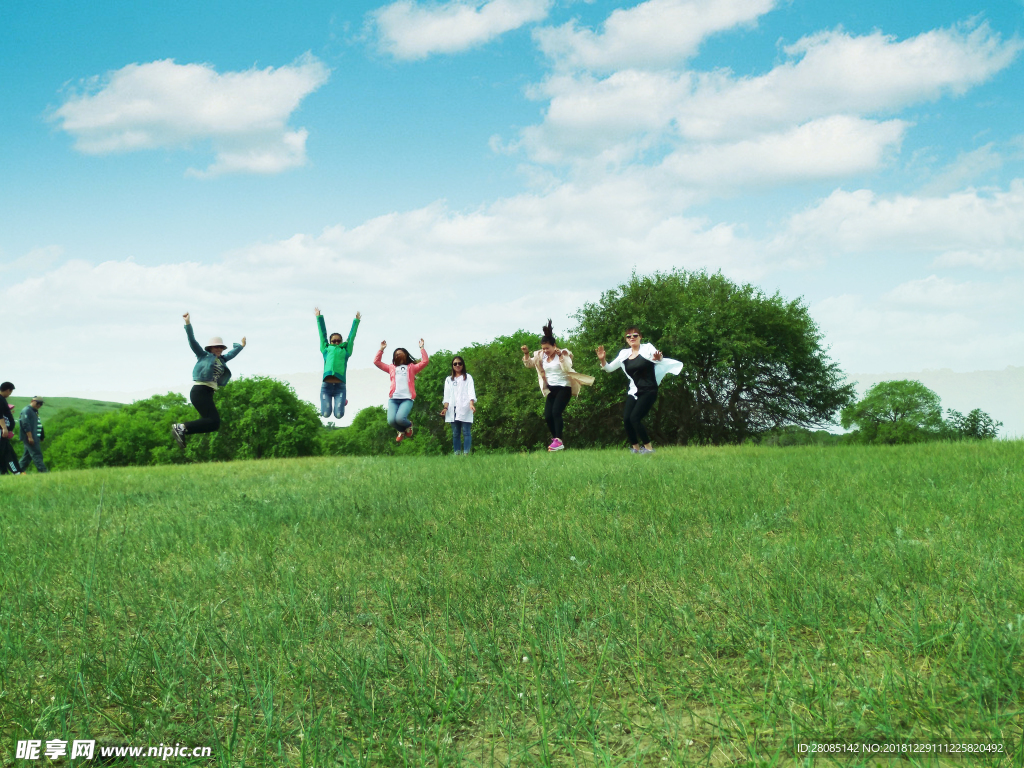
left=19, top=396, right=47, bottom=473
left=0, top=382, right=21, bottom=475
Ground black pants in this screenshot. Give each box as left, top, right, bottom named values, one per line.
left=623, top=390, right=658, bottom=446
left=183, top=384, right=221, bottom=435
left=544, top=386, right=572, bottom=439
left=0, top=439, right=21, bottom=474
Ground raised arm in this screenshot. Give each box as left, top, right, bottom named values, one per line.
left=521, top=345, right=537, bottom=369
left=184, top=315, right=205, bottom=358
left=316, top=311, right=329, bottom=352
left=346, top=313, right=360, bottom=352
left=411, top=340, right=429, bottom=373
left=373, top=345, right=390, bottom=373
left=602, top=348, right=625, bottom=373
left=223, top=341, right=244, bottom=362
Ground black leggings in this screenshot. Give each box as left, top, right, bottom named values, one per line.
left=544, top=386, right=572, bottom=439
left=0, top=439, right=21, bottom=474
left=183, top=384, right=221, bottom=435
left=623, top=390, right=658, bottom=446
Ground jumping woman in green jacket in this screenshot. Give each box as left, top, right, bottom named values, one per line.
left=315, top=307, right=360, bottom=419
left=171, top=312, right=245, bottom=448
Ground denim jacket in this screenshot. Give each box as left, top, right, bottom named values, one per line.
left=186, top=324, right=243, bottom=386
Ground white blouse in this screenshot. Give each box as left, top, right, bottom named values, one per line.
left=541, top=354, right=570, bottom=388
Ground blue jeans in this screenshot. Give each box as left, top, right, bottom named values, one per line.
left=387, top=398, right=415, bottom=431
left=451, top=421, right=472, bottom=454
left=320, top=380, right=347, bottom=419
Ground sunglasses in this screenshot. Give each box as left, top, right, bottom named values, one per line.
left=453, top=362, right=464, bottom=367
left=625, top=333, right=640, bottom=339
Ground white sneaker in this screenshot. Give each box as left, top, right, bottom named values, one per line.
left=171, top=423, right=187, bottom=449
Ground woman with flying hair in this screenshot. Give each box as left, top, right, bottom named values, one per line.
left=521, top=319, right=594, bottom=452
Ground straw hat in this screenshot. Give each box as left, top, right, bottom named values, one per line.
left=204, top=337, right=227, bottom=351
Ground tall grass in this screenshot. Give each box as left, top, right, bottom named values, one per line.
left=2, top=442, right=1022, bottom=766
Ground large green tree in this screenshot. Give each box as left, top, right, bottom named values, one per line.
left=571, top=270, right=856, bottom=445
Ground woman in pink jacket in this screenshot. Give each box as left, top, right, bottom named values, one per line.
left=374, top=339, right=429, bottom=442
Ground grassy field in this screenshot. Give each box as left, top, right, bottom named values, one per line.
left=1, top=443, right=1022, bottom=766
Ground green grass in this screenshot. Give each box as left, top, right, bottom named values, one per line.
left=2, top=443, right=1023, bottom=766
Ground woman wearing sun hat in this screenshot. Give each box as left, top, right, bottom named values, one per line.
left=171, top=312, right=246, bottom=448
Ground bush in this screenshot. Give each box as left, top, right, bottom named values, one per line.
left=48, top=379, right=324, bottom=469
left=47, top=393, right=192, bottom=469
left=945, top=408, right=1002, bottom=441
left=185, top=377, right=323, bottom=462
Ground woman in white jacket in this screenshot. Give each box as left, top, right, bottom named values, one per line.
left=597, top=325, right=682, bottom=453
left=441, top=356, right=476, bottom=454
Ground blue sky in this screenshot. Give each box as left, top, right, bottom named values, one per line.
left=2, top=0, right=1023, bottom=413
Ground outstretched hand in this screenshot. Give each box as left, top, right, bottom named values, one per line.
left=596, top=345, right=606, bottom=363
left=314, top=307, right=320, bottom=316
left=418, top=338, right=425, bottom=349
left=183, top=312, right=191, bottom=325
left=380, top=341, right=387, bottom=351
left=355, top=311, right=361, bottom=320
left=241, top=337, right=247, bottom=348
left=652, top=350, right=663, bottom=361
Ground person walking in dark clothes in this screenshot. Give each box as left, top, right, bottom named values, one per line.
left=0, top=382, right=22, bottom=475
left=597, top=326, right=682, bottom=454
left=18, top=396, right=48, bottom=472
left=170, top=313, right=246, bottom=448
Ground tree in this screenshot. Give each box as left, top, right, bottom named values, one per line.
left=186, top=377, right=322, bottom=461
left=840, top=380, right=945, bottom=444
left=945, top=408, right=1001, bottom=441
left=570, top=270, right=856, bottom=445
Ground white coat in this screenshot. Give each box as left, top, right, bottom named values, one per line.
left=443, top=374, right=477, bottom=423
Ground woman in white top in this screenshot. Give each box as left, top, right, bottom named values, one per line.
left=441, top=356, right=476, bottom=454
left=597, top=325, right=682, bottom=454
left=521, top=319, right=594, bottom=451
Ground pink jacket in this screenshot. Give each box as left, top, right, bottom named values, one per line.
left=374, top=347, right=430, bottom=399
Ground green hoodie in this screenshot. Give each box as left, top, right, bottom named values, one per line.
left=319, top=315, right=359, bottom=381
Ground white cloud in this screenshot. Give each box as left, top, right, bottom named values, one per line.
left=517, top=21, right=1019, bottom=170
left=535, top=0, right=775, bottom=71
left=776, top=181, right=1024, bottom=268
left=51, top=54, right=330, bottom=175
left=371, top=0, right=552, bottom=60
left=658, top=116, right=908, bottom=188
left=812, top=276, right=1024, bottom=374
left=678, top=22, right=1021, bottom=141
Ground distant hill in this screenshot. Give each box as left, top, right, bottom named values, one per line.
left=6, top=396, right=122, bottom=420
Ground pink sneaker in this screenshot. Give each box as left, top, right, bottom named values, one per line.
left=548, top=438, right=564, bottom=451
